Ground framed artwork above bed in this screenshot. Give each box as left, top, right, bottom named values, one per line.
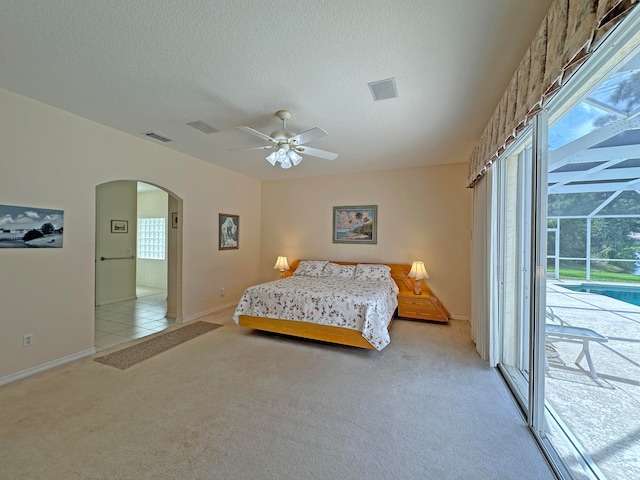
left=332, top=205, right=377, bottom=244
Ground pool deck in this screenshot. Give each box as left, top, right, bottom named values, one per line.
left=546, top=280, right=640, bottom=479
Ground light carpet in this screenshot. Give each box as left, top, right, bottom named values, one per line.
left=94, top=321, right=222, bottom=369
left=0, top=309, right=554, bottom=480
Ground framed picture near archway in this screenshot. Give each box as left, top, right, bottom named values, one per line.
left=111, top=220, right=128, bottom=233
left=0, top=204, right=64, bottom=248
left=219, top=213, right=239, bottom=250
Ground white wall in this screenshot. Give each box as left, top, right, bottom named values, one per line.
left=95, top=181, right=138, bottom=304
left=0, top=87, right=262, bottom=380
left=260, top=164, right=472, bottom=318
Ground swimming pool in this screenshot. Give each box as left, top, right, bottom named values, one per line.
left=562, top=283, right=640, bottom=307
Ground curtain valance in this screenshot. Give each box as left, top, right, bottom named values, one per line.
left=467, top=0, right=638, bottom=188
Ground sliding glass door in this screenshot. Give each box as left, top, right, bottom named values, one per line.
left=542, top=40, right=640, bottom=480
left=494, top=11, right=640, bottom=479
left=497, top=136, right=533, bottom=409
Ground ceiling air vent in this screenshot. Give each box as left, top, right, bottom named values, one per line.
left=187, top=120, right=219, bottom=134
left=368, top=77, right=398, bottom=101
left=143, top=132, right=173, bottom=143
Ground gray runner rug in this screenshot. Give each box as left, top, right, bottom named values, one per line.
left=94, top=321, right=222, bottom=370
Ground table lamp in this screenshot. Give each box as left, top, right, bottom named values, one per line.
left=274, top=256, right=289, bottom=278
left=408, top=261, right=430, bottom=295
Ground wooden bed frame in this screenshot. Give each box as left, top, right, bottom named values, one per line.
left=237, top=260, right=423, bottom=349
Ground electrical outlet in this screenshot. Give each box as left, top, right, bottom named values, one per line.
left=23, top=334, right=33, bottom=347
left=220, top=287, right=225, bottom=296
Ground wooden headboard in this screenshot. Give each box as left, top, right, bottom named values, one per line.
left=285, top=259, right=414, bottom=294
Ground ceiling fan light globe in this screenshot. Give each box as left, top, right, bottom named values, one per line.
left=266, top=152, right=278, bottom=166
left=275, top=149, right=287, bottom=161
left=280, top=157, right=292, bottom=169
left=288, top=150, right=302, bottom=166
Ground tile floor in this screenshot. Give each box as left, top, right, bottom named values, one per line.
left=94, top=286, right=174, bottom=351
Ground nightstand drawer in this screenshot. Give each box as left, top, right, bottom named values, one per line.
left=400, top=302, right=438, bottom=315
left=399, top=304, right=444, bottom=319
left=397, top=295, right=448, bottom=322
left=400, top=308, right=447, bottom=321
left=399, top=296, right=438, bottom=307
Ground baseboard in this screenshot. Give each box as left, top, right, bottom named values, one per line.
left=180, top=302, right=237, bottom=323
left=0, top=348, right=96, bottom=386
left=450, top=315, right=470, bottom=322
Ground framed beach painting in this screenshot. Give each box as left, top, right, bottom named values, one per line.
left=219, top=213, right=239, bottom=250
left=332, top=205, right=377, bottom=244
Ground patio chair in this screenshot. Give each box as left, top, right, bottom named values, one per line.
left=546, top=306, right=567, bottom=326
left=544, top=306, right=608, bottom=378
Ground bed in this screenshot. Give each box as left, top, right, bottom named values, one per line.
left=233, top=260, right=416, bottom=350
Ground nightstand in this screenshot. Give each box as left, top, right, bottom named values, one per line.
left=397, top=288, right=450, bottom=323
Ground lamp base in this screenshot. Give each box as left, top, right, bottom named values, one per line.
left=413, top=280, right=422, bottom=295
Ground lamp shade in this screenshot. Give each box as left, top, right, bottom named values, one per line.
left=408, top=261, right=429, bottom=280
left=274, top=256, right=289, bottom=272
left=287, top=150, right=302, bottom=166
left=280, top=157, right=292, bottom=169
left=266, top=151, right=278, bottom=166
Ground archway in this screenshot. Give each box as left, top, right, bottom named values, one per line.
left=94, top=180, right=183, bottom=349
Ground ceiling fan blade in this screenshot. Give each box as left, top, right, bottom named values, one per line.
left=289, top=127, right=328, bottom=145
left=236, top=125, right=276, bottom=143
left=297, top=146, right=338, bottom=160
left=229, top=145, right=274, bottom=151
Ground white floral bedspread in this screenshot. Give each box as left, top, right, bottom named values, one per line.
left=232, top=276, right=398, bottom=350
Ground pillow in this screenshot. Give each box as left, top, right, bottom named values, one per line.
left=322, top=262, right=356, bottom=279
left=293, top=260, right=329, bottom=277
left=354, top=263, right=392, bottom=282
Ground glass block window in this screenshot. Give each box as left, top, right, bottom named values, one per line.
left=137, top=218, right=166, bottom=260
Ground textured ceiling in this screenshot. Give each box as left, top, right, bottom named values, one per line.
left=0, top=0, right=554, bottom=181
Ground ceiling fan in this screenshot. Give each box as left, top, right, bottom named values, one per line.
left=231, top=110, right=338, bottom=168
